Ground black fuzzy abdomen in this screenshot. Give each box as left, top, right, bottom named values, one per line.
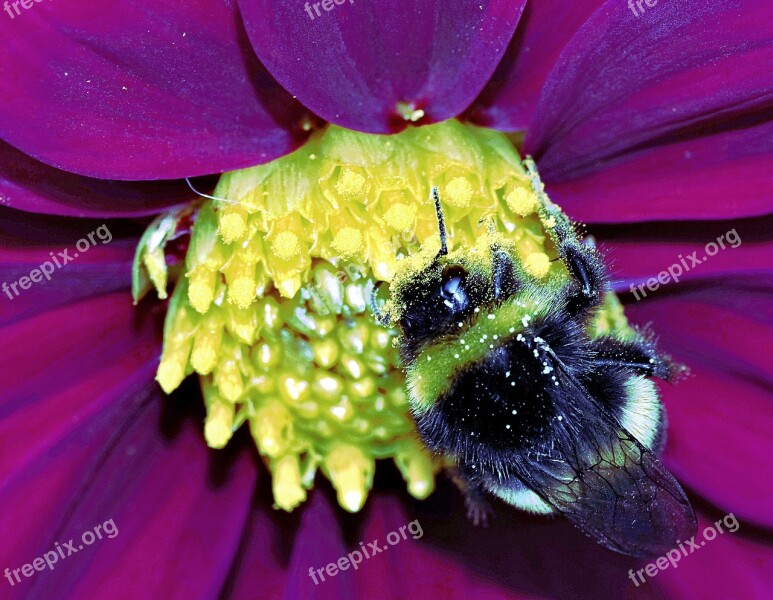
left=417, top=339, right=557, bottom=462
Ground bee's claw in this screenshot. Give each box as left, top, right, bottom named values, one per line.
left=465, top=494, right=494, bottom=528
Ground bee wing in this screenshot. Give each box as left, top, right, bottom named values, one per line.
left=512, top=359, right=696, bottom=558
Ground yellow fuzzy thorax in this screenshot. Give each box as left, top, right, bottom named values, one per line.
left=133, top=120, right=629, bottom=514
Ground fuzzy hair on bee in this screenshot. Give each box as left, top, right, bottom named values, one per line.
left=372, top=170, right=696, bottom=558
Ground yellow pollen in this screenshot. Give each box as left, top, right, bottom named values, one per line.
left=331, top=227, right=363, bottom=258
left=322, top=444, right=373, bottom=512
left=335, top=169, right=367, bottom=200
left=219, top=212, right=247, bottom=245
left=251, top=401, right=294, bottom=458
left=445, top=177, right=473, bottom=208
left=156, top=357, right=186, bottom=394
left=215, top=359, right=244, bottom=402
left=524, top=252, right=551, bottom=279
left=272, top=455, right=307, bottom=511
left=143, top=248, right=168, bottom=300
left=187, top=269, right=216, bottom=314
left=191, top=329, right=221, bottom=374
left=506, top=187, right=539, bottom=217
left=384, top=203, right=416, bottom=232
left=191, top=346, right=217, bottom=374
left=228, top=277, right=256, bottom=309
left=204, top=401, right=234, bottom=449
left=395, top=446, right=436, bottom=499
left=271, top=231, right=302, bottom=261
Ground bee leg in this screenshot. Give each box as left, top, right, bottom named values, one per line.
left=449, top=465, right=494, bottom=527
left=552, top=219, right=607, bottom=317
left=491, top=247, right=519, bottom=301
left=590, top=336, right=686, bottom=382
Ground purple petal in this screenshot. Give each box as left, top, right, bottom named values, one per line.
left=251, top=483, right=663, bottom=599
left=0, top=295, right=160, bottom=478
left=238, top=0, right=525, bottom=133
left=546, top=120, right=773, bottom=223
left=0, top=291, right=256, bottom=598
left=467, top=0, right=603, bottom=130
left=657, top=511, right=773, bottom=598
left=0, top=1, right=307, bottom=179
left=227, top=482, right=773, bottom=597
left=624, top=278, right=773, bottom=528
left=59, top=403, right=256, bottom=600
left=0, top=210, right=142, bottom=324
left=525, top=0, right=773, bottom=182
left=0, top=141, right=208, bottom=217
left=590, top=218, right=773, bottom=293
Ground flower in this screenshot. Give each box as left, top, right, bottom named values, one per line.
left=1, top=1, right=771, bottom=599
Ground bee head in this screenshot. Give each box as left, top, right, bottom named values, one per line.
left=378, top=188, right=496, bottom=362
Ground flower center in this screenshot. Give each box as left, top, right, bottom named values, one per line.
left=134, top=120, right=629, bottom=513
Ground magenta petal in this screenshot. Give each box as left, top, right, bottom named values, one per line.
left=657, top=511, right=773, bottom=598
left=624, top=279, right=773, bottom=528
left=591, top=219, right=773, bottom=293
left=0, top=210, right=141, bottom=323
left=0, top=1, right=307, bottom=179
left=58, top=404, right=256, bottom=600
left=0, top=295, right=159, bottom=565
left=525, top=0, right=773, bottom=182
left=0, top=295, right=159, bottom=476
left=468, top=0, right=603, bottom=130
left=546, top=120, right=773, bottom=223
left=0, top=293, right=256, bottom=598
left=238, top=0, right=525, bottom=132
left=0, top=141, right=206, bottom=217
left=266, top=485, right=661, bottom=599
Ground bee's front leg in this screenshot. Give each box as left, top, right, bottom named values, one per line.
left=550, top=215, right=608, bottom=318
left=491, top=246, right=519, bottom=301
left=449, top=464, right=494, bottom=527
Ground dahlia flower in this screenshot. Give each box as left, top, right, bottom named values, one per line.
left=0, top=0, right=771, bottom=598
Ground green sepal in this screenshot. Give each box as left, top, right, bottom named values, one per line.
left=132, top=205, right=195, bottom=304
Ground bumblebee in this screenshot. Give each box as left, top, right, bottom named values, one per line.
left=373, top=168, right=697, bottom=558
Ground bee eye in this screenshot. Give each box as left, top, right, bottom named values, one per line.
left=440, top=265, right=468, bottom=301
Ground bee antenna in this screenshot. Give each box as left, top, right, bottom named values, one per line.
left=432, top=186, right=448, bottom=256
left=185, top=177, right=248, bottom=208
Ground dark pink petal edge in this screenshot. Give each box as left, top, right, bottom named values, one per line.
left=0, top=0, right=308, bottom=179
left=525, top=0, right=773, bottom=184
left=0, top=141, right=207, bottom=217
left=467, top=0, right=604, bottom=130
left=546, top=119, right=773, bottom=223
left=239, top=0, right=525, bottom=133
